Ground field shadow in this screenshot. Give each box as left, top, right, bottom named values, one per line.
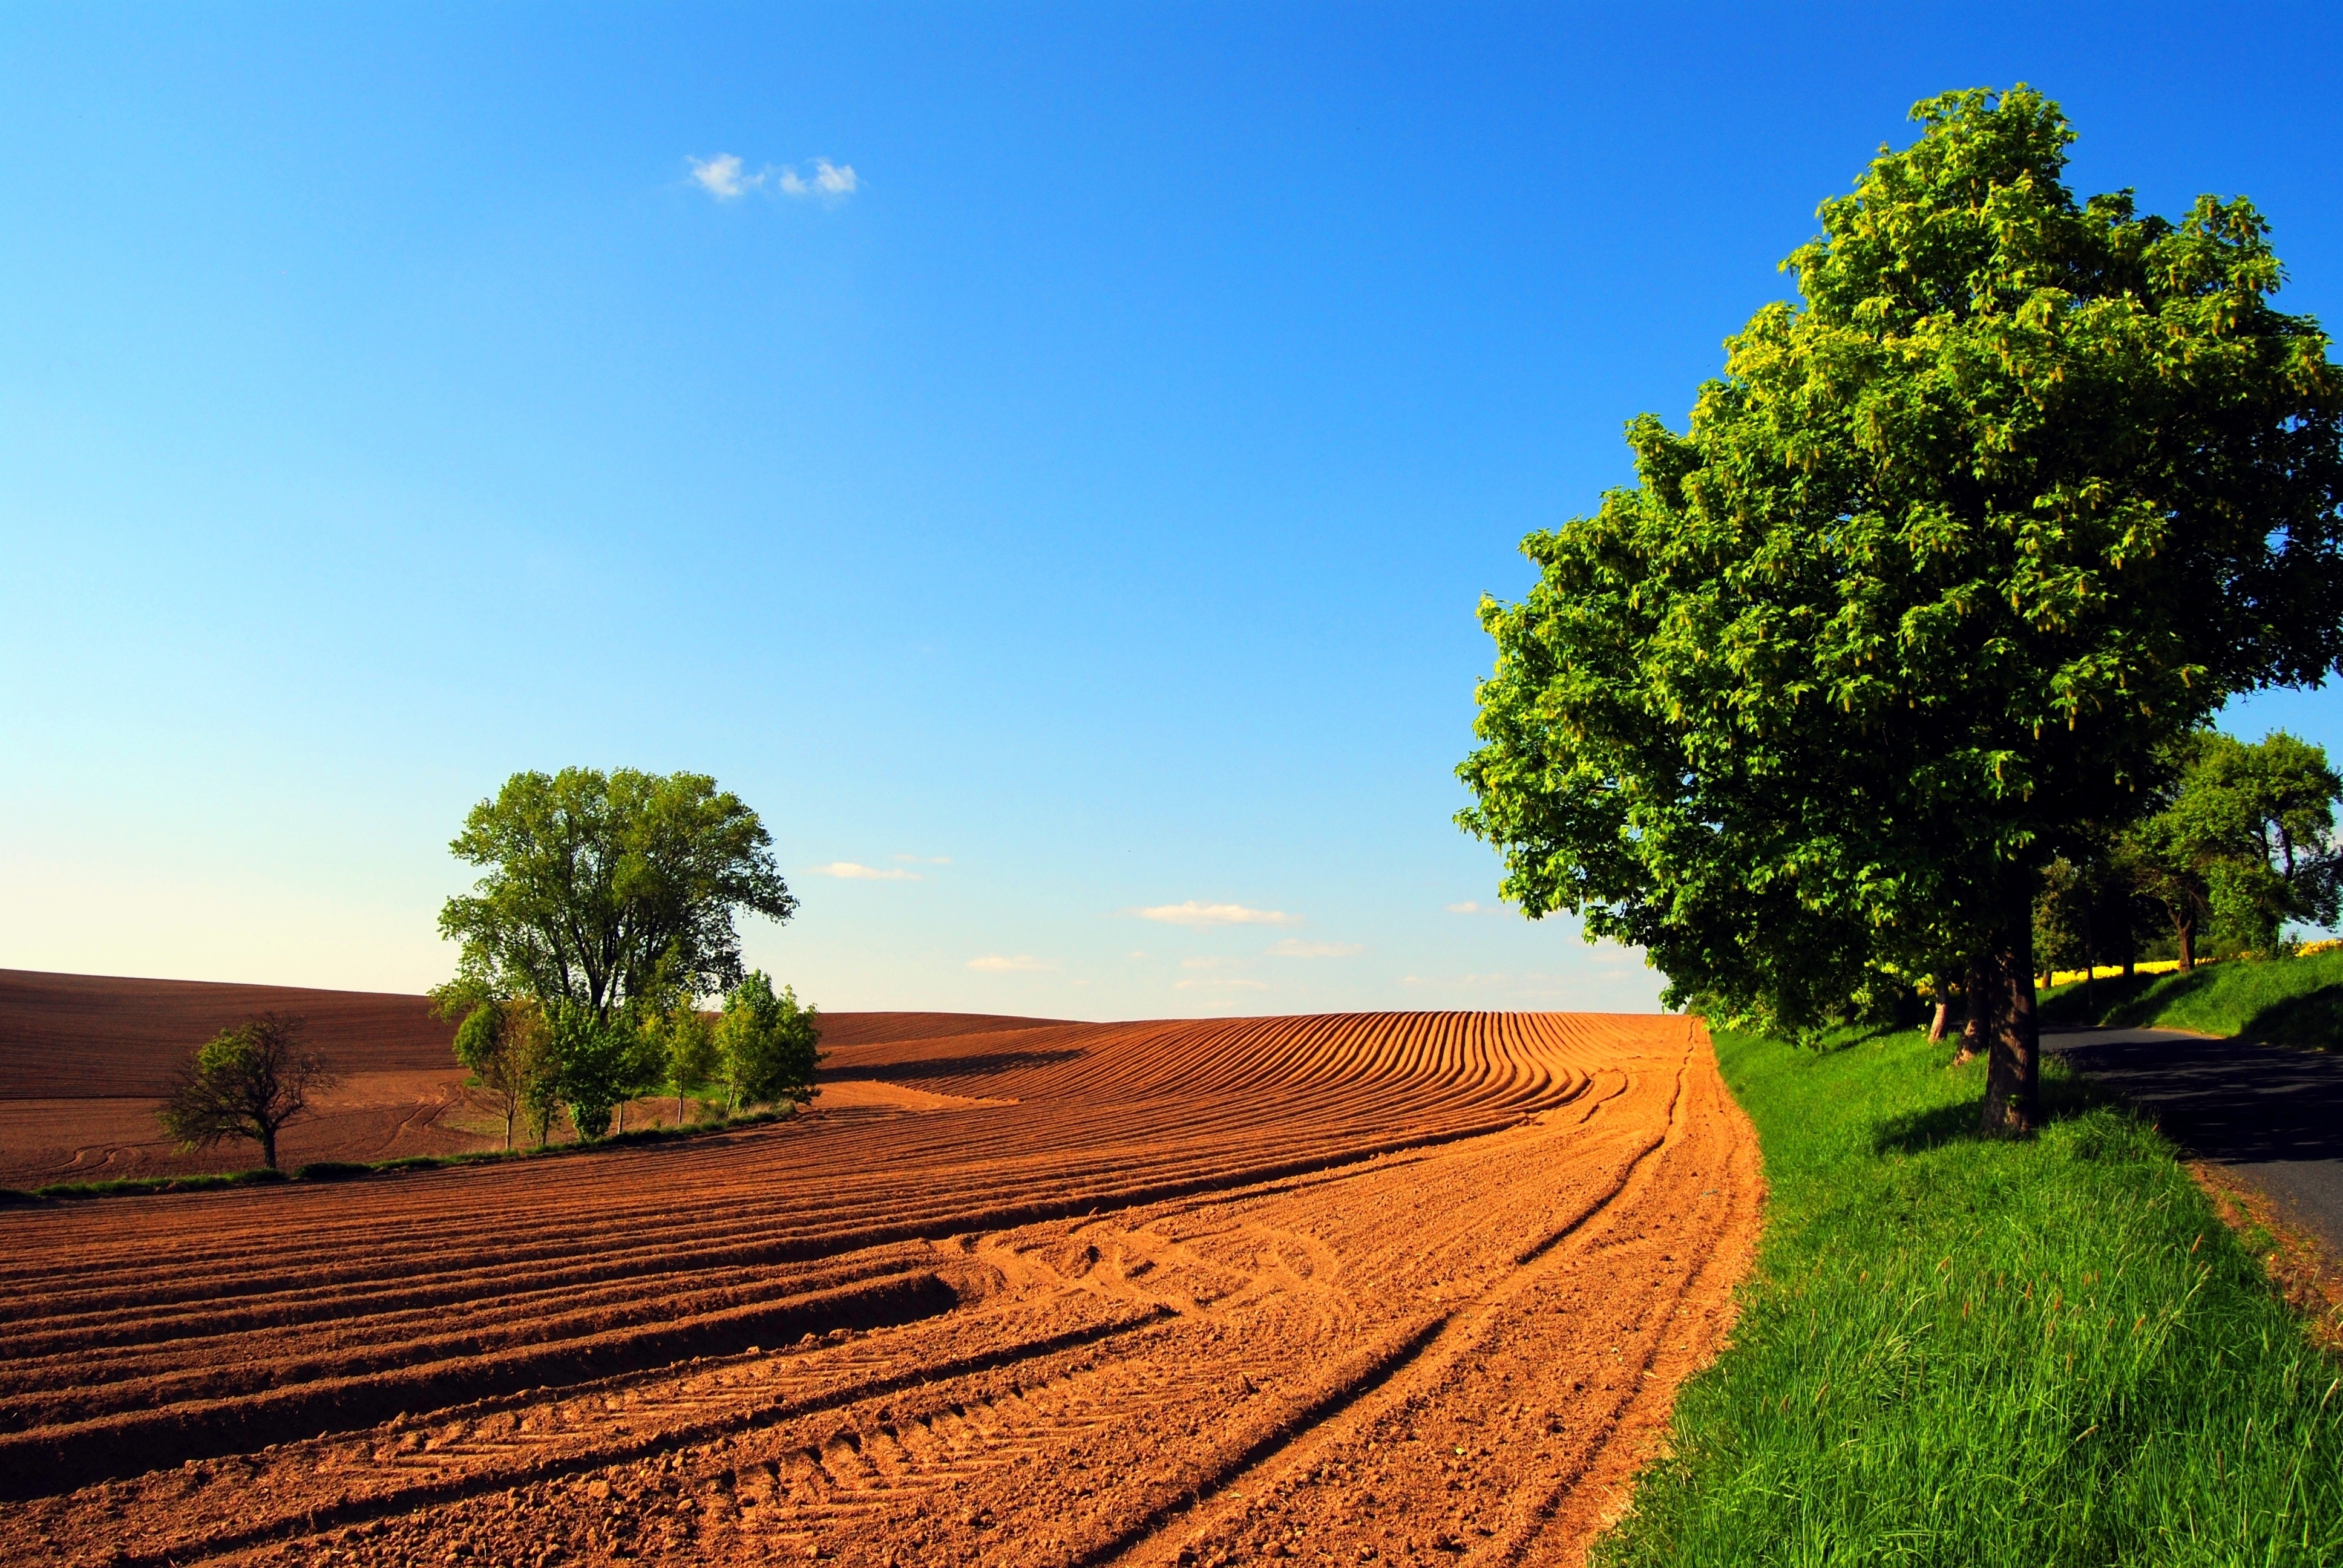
left=823, top=1047, right=1089, bottom=1085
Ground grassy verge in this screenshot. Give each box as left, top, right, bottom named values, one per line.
left=2039, top=949, right=2343, bottom=1048
left=1594, top=1026, right=2343, bottom=1567
left=1, top=1105, right=795, bottom=1207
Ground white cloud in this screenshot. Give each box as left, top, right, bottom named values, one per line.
left=1133, top=901, right=1300, bottom=929
left=1267, top=939, right=1363, bottom=959
left=810, top=861, right=918, bottom=881
left=1175, top=976, right=1271, bottom=991
left=1445, top=901, right=1483, bottom=915
left=779, top=158, right=858, bottom=201
left=968, top=953, right=1055, bottom=973
left=688, top=153, right=758, bottom=199
left=894, top=853, right=951, bottom=865
left=688, top=154, right=857, bottom=203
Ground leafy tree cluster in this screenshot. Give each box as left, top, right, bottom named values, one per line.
left=1460, top=87, right=2343, bottom=1133
left=2034, top=727, right=2342, bottom=985
left=434, top=768, right=819, bottom=1143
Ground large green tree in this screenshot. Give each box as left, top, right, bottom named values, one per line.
left=1459, top=87, right=2343, bottom=1133
left=438, top=768, right=797, bottom=1022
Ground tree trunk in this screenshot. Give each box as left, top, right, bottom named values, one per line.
left=1927, top=996, right=1950, bottom=1044
left=1979, top=919, right=2040, bottom=1137
left=2178, top=920, right=2196, bottom=971
left=1953, top=956, right=1984, bottom=1066
left=2082, top=901, right=2097, bottom=1014
left=260, top=1124, right=278, bottom=1171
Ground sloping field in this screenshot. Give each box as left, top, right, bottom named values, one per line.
left=0, top=968, right=1064, bottom=1187
left=0, top=1008, right=1760, bottom=1568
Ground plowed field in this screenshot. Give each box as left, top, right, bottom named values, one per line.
left=0, top=969, right=1060, bottom=1187
left=2, top=1008, right=1760, bottom=1568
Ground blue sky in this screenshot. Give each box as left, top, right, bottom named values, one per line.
left=4, top=3, right=2338, bottom=1018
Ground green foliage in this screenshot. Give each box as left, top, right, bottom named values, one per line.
left=1596, top=1026, right=2343, bottom=1567
left=451, top=996, right=559, bottom=1148
left=716, top=970, right=823, bottom=1111
left=1458, top=86, right=2343, bottom=1033
left=545, top=998, right=637, bottom=1141
left=2129, top=729, right=2342, bottom=961
left=2039, top=947, right=2343, bottom=1048
left=650, top=1004, right=723, bottom=1122
left=155, top=1014, right=339, bottom=1171
left=437, top=767, right=797, bottom=1021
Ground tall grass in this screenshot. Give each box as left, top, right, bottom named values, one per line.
left=2040, top=949, right=2343, bottom=1048
left=1594, top=1027, right=2343, bottom=1567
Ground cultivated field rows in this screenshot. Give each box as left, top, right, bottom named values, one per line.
left=1, top=1009, right=1760, bottom=1568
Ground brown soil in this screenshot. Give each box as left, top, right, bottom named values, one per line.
left=0, top=968, right=1058, bottom=1187
left=0, top=1002, right=1761, bottom=1568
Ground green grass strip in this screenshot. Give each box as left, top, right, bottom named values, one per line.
left=2039, top=949, right=2343, bottom=1049
left=1595, top=1025, right=2343, bottom=1568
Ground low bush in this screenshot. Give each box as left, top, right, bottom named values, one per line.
left=2039, top=947, right=2343, bottom=1048
left=1596, top=1025, right=2343, bottom=1567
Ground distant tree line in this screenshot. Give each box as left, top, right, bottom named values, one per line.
left=2031, top=729, right=2342, bottom=992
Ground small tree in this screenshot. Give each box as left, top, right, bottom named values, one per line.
left=547, top=999, right=632, bottom=1142
left=655, top=1005, right=722, bottom=1125
left=450, top=997, right=555, bottom=1150
left=715, top=972, right=823, bottom=1113
left=156, top=1014, right=339, bottom=1171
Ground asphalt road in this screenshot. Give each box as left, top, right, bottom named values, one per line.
left=2044, top=1027, right=2343, bottom=1258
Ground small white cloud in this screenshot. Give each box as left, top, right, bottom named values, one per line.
left=1133, top=901, right=1300, bottom=929
left=968, top=953, right=1055, bottom=973
left=811, top=861, right=918, bottom=881
left=894, top=854, right=952, bottom=865
left=1175, top=976, right=1270, bottom=991
left=1126, top=951, right=1149, bottom=960
left=688, top=153, right=760, bottom=199
left=1446, top=901, right=1483, bottom=915
left=1268, top=939, right=1363, bottom=959
left=689, top=154, right=856, bottom=204
left=779, top=158, right=857, bottom=201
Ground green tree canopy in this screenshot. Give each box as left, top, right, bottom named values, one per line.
left=2129, top=728, right=2342, bottom=964
left=715, top=971, right=822, bottom=1112
left=437, top=768, right=796, bottom=1021
left=1459, top=87, right=2343, bottom=1131
left=451, top=996, right=555, bottom=1149
left=156, top=1014, right=340, bottom=1171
